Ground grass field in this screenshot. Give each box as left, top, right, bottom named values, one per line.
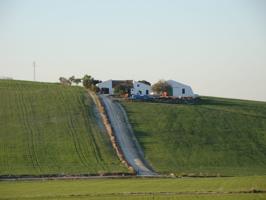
left=0, top=80, right=127, bottom=175
left=0, top=176, right=265, bottom=199
left=122, top=97, right=266, bottom=176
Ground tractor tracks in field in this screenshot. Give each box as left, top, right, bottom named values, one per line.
left=56, top=88, right=106, bottom=170
left=56, top=89, right=91, bottom=168
left=75, top=90, right=104, bottom=167
left=15, top=85, right=41, bottom=172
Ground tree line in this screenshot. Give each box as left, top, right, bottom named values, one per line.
left=59, top=75, right=171, bottom=95
left=59, top=75, right=101, bottom=92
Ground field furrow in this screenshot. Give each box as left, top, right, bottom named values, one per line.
left=15, top=88, right=40, bottom=172
left=0, top=80, right=128, bottom=175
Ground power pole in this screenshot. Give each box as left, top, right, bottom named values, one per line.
left=33, top=61, right=36, bottom=81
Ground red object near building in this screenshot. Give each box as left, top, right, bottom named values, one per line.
left=162, top=91, right=168, bottom=97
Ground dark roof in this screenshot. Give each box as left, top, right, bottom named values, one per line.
left=112, top=80, right=133, bottom=88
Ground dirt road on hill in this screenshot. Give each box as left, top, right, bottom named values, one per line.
left=99, top=95, right=156, bottom=176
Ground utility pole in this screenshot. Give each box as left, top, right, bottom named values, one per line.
left=33, top=61, right=36, bottom=81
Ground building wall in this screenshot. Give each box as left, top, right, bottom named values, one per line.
left=98, top=80, right=151, bottom=95
left=167, top=80, right=194, bottom=97
left=131, top=81, right=151, bottom=96
left=98, top=80, right=113, bottom=94
left=172, top=85, right=194, bottom=97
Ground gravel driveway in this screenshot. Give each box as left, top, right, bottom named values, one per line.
left=100, top=95, right=156, bottom=176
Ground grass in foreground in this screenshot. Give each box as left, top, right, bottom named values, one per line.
left=0, top=176, right=265, bottom=199
left=0, top=80, right=127, bottom=175
left=122, top=97, right=266, bottom=176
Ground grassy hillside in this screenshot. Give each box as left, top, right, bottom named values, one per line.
left=0, top=176, right=265, bottom=199
left=0, top=80, right=127, bottom=175
left=122, top=97, right=266, bottom=176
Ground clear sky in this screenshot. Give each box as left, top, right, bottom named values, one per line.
left=0, top=0, right=266, bottom=101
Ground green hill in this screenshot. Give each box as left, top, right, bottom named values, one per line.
left=122, top=97, right=266, bottom=176
left=0, top=80, right=127, bottom=176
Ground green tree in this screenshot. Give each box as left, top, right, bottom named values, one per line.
left=151, top=80, right=171, bottom=95
left=114, top=84, right=131, bottom=95
left=69, top=76, right=75, bottom=83
left=73, top=78, right=82, bottom=85
left=82, top=74, right=102, bottom=90
left=59, top=77, right=71, bottom=86
left=82, top=75, right=93, bottom=89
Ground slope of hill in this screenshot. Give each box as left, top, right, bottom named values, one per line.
left=0, top=80, right=127, bottom=176
left=122, top=97, right=266, bottom=176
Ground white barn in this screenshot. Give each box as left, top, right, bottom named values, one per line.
left=97, top=80, right=151, bottom=96
left=166, top=80, right=195, bottom=98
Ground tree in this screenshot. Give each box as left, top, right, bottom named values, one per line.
left=90, top=84, right=100, bottom=93
left=82, top=74, right=93, bottom=89
left=59, top=77, right=71, bottom=86
left=82, top=74, right=102, bottom=90
left=151, top=80, right=171, bottom=95
left=138, top=80, right=151, bottom=86
left=69, top=76, right=75, bottom=83
left=92, top=79, right=102, bottom=86
left=73, top=78, right=82, bottom=85
left=113, top=84, right=131, bottom=95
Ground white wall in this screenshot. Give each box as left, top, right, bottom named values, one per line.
left=98, top=80, right=151, bottom=96
left=167, top=80, right=194, bottom=97
left=131, top=81, right=151, bottom=96
left=97, top=79, right=113, bottom=94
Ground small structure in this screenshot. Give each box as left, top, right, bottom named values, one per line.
left=166, top=80, right=195, bottom=98
left=98, top=80, right=151, bottom=96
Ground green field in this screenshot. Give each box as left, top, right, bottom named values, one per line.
left=122, top=97, right=266, bottom=176
left=0, top=176, right=265, bottom=199
left=0, top=80, right=127, bottom=175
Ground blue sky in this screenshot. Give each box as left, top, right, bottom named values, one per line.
left=0, top=0, right=266, bottom=101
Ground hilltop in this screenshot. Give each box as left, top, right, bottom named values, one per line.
left=0, top=80, right=127, bottom=176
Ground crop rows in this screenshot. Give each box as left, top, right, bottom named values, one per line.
left=0, top=80, right=127, bottom=175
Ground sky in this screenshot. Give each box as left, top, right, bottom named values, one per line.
left=0, top=0, right=266, bottom=101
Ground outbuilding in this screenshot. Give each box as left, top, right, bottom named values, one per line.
left=166, top=80, right=195, bottom=98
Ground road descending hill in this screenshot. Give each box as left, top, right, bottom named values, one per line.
left=122, top=97, right=266, bottom=176
left=0, top=80, right=127, bottom=176
left=100, top=95, right=156, bottom=176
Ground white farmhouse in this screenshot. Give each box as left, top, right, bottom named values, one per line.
left=97, top=80, right=151, bottom=96
left=131, top=81, right=151, bottom=96
left=166, top=80, right=195, bottom=98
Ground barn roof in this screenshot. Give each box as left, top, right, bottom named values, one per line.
left=167, top=80, right=190, bottom=88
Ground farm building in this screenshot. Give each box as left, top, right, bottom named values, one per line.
left=97, top=80, right=151, bottom=96
left=166, top=80, right=195, bottom=98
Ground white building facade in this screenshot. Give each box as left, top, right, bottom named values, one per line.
left=97, top=80, right=151, bottom=96
left=97, top=79, right=113, bottom=94
left=166, top=80, right=195, bottom=98
left=131, top=81, right=151, bottom=96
